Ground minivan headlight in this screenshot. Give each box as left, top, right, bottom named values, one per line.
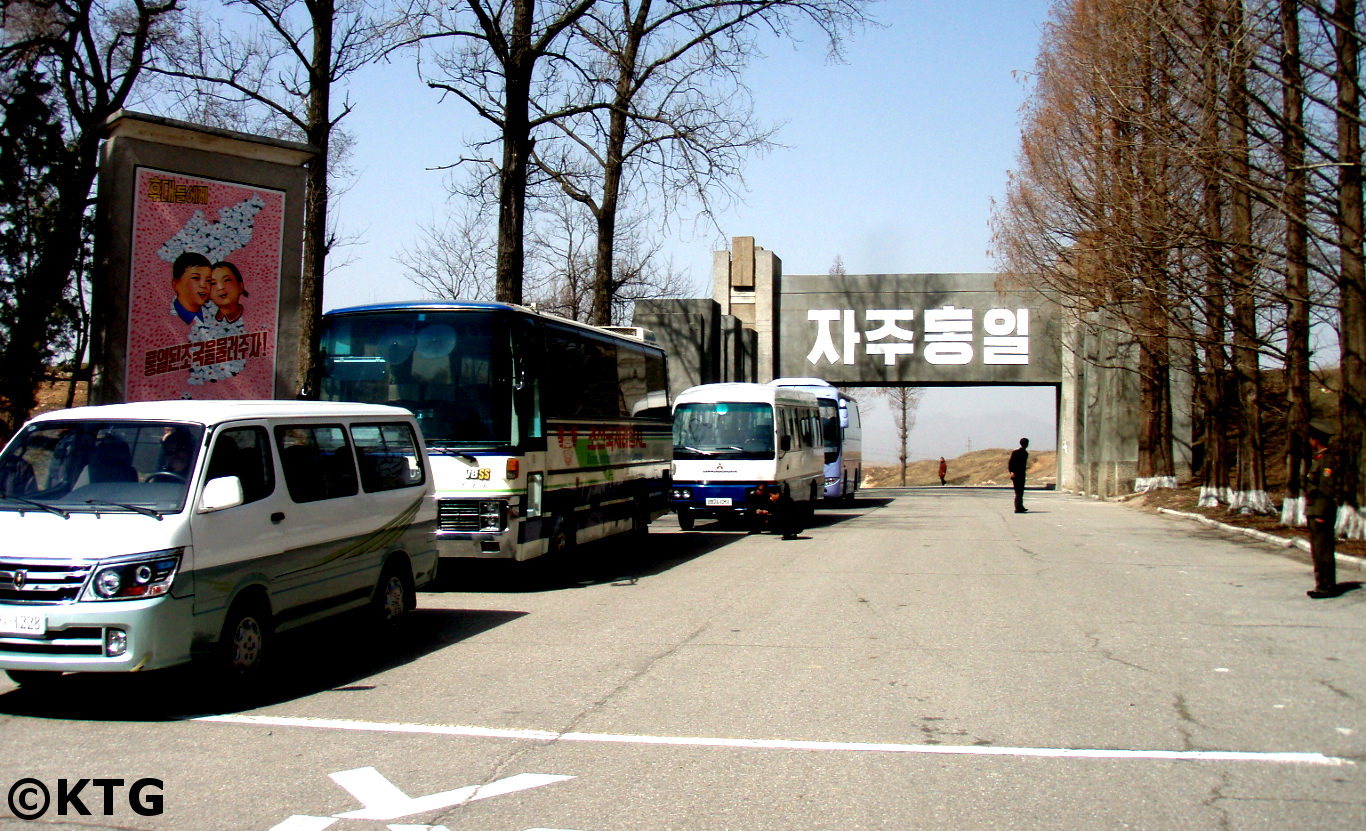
left=81, top=549, right=182, bottom=601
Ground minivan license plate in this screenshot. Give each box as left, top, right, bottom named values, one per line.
left=705, top=497, right=732, bottom=506
left=0, top=611, right=44, bottom=636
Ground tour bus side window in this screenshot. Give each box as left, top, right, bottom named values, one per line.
left=274, top=424, right=359, bottom=503
left=513, top=318, right=543, bottom=444
left=351, top=422, right=425, bottom=492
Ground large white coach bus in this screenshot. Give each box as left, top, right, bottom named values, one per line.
left=669, top=383, right=824, bottom=530
left=770, top=377, right=862, bottom=500
left=319, top=301, right=672, bottom=562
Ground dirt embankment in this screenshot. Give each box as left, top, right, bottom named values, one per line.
left=862, top=448, right=1056, bottom=489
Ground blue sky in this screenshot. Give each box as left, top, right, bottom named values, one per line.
left=326, top=1, right=1058, bottom=464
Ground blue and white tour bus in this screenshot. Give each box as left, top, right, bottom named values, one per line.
left=318, top=301, right=672, bottom=562
left=769, top=377, right=862, bottom=501
left=669, top=383, right=824, bottom=530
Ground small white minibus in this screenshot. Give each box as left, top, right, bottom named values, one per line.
left=0, top=400, right=438, bottom=689
left=669, top=383, right=824, bottom=530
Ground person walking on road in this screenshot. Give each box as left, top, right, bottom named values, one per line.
left=1305, top=420, right=1342, bottom=599
left=1009, top=438, right=1029, bottom=513
left=938, top=457, right=948, bottom=486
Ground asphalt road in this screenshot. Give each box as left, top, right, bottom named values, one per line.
left=1, top=487, right=1363, bottom=830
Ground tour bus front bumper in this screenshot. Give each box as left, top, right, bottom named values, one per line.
left=0, top=594, right=194, bottom=674
left=669, top=482, right=760, bottom=517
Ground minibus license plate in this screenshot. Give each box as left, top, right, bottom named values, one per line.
left=0, top=611, right=44, bottom=636
left=705, top=497, right=732, bottom=506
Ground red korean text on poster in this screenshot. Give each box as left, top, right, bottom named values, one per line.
left=126, top=169, right=283, bottom=401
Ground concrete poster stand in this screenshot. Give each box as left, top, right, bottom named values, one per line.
left=92, top=111, right=314, bottom=404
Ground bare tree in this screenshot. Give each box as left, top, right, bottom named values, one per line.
left=536, top=0, right=872, bottom=325
left=877, top=386, right=923, bottom=486
left=0, top=0, right=181, bottom=432
left=151, top=0, right=397, bottom=395
left=406, top=0, right=599, bottom=306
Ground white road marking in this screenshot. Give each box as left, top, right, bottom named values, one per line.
left=268, top=816, right=337, bottom=831
left=199, top=714, right=1352, bottom=766
left=330, top=768, right=574, bottom=821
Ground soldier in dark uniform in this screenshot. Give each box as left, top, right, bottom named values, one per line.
left=1305, top=420, right=1340, bottom=599
left=1009, top=438, right=1030, bottom=513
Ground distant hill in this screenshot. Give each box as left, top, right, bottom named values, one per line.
left=862, top=448, right=1057, bottom=488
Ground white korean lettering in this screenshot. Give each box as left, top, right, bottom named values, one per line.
left=982, top=308, right=1030, bottom=365
left=923, top=305, right=974, bottom=365
left=863, top=309, right=917, bottom=365
left=806, top=309, right=860, bottom=366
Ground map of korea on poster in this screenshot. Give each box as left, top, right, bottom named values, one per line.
left=126, top=168, right=283, bottom=401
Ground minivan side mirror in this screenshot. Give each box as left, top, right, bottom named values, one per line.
left=200, top=476, right=245, bottom=512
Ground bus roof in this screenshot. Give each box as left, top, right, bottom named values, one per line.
left=325, top=300, right=663, bottom=348
left=769, top=377, right=857, bottom=402
left=675, top=382, right=818, bottom=407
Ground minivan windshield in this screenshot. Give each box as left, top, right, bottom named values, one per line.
left=0, top=420, right=205, bottom=516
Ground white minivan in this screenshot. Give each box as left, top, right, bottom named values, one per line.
left=0, top=400, right=438, bottom=689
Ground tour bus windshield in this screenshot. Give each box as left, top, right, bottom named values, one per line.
left=0, top=420, right=204, bottom=516
left=673, top=402, right=775, bottom=461
left=320, top=310, right=514, bottom=449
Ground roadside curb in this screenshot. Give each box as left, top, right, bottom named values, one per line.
left=1156, top=507, right=1363, bottom=569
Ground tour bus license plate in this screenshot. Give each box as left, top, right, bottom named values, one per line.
left=706, top=497, right=732, bottom=506
left=0, top=611, right=44, bottom=636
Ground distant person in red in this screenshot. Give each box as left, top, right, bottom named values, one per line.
left=938, top=457, right=948, bottom=486
left=1009, top=438, right=1029, bottom=513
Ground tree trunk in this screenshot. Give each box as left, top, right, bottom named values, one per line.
left=1333, top=0, right=1365, bottom=538
left=297, top=0, right=334, bottom=398
left=1279, top=0, right=1312, bottom=527
left=495, top=0, right=536, bottom=306
left=1227, top=0, right=1272, bottom=515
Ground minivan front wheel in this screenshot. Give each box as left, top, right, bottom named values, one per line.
left=219, top=596, right=272, bottom=683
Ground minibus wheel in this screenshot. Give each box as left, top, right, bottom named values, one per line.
left=677, top=508, right=695, bottom=531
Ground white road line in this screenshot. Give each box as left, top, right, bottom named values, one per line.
left=196, top=714, right=1353, bottom=766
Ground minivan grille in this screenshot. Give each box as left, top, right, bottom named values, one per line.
left=0, top=559, right=93, bottom=604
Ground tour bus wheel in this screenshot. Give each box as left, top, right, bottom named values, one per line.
left=677, top=508, right=695, bottom=531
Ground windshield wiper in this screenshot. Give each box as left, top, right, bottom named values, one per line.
left=428, top=447, right=479, bottom=464
left=84, top=499, right=164, bottom=520
left=0, top=495, right=70, bottom=519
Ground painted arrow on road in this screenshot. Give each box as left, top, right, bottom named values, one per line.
left=266, top=769, right=575, bottom=830
left=330, top=768, right=575, bottom=821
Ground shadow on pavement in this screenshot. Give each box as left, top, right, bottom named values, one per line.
left=0, top=606, right=524, bottom=721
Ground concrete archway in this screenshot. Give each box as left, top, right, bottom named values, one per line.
left=634, top=237, right=1192, bottom=498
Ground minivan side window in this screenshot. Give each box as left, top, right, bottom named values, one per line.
left=350, top=422, right=426, bottom=492
left=274, top=424, right=359, bottom=503
left=207, top=427, right=275, bottom=504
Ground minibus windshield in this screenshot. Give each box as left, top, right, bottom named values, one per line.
left=673, top=402, right=775, bottom=460
left=0, top=421, right=204, bottom=515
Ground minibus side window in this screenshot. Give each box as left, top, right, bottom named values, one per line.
left=274, top=424, right=359, bottom=503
